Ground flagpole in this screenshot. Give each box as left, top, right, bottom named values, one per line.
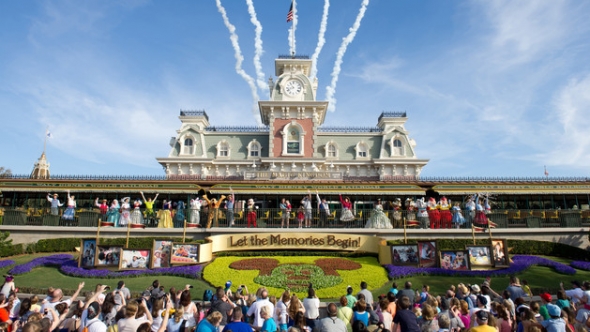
left=291, top=0, right=295, bottom=57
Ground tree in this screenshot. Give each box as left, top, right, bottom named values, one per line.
left=0, top=167, right=11, bottom=178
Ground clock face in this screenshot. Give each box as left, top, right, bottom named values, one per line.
left=284, top=80, right=303, bottom=96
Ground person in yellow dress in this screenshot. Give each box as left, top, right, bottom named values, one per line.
left=141, top=192, right=159, bottom=227
left=157, top=200, right=174, bottom=228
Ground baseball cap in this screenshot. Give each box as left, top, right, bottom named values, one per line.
left=547, top=304, right=561, bottom=317
left=477, top=295, right=488, bottom=306
left=476, top=310, right=489, bottom=321
left=540, top=293, right=552, bottom=303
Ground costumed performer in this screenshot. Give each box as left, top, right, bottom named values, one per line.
left=427, top=197, right=440, bottom=229
left=391, top=198, right=402, bottom=228
left=474, top=194, right=488, bottom=228
left=225, top=187, right=235, bottom=227
left=246, top=198, right=258, bottom=228
left=174, top=200, right=185, bottom=228
left=438, top=197, right=452, bottom=229
left=189, top=196, right=201, bottom=225
left=94, top=198, right=108, bottom=218
left=202, top=194, right=226, bottom=228
left=365, top=199, right=392, bottom=229
left=131, top=198, right=144, bottom=225
left=118, top=197, right=132, bottom=226
left=339, top=194, right=355, bottom=223
left=465, top=195, right=475, bottom=228
left=106, top=199, right=120, bottom=226
left=62, top=190, right=76, bottom=221
left=157, top=200, right=173, bottom=228
left=405, top=198, right=416, bottom=224
left=451, top=202, right=465, bottom=228
left=140, top=192, right=159, bottom=227
left=415, top=198, right=429, bottom=229
left=46, top=193, right=63, bottom=216
left=301, top=191, right=313, bottom=228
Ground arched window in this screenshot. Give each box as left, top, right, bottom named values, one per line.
left=217, top=140, right=230, bottom=158
left=390, top=137, right=405, bottom=156
left=355, top=141, right=369, bottom=160
left=325, top=141, right=338, bottom=159
left=247, top=139, right=262, bottom=159
left=281, top=121, right=306, bottom=156
left=183, top=138, right=194, bottom=155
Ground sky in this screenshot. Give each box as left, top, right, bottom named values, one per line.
left=1, top=0, right=590, bottom=178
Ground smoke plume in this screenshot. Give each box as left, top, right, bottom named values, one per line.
left=326, top=0, right=370, bottom=112
left=288, top=0, right=298, bottom=55
left=245, top=0, right=267, bottom=92
left=310, top=0, right=330, bottom=81
left=215, top=0, right=262, bottom=124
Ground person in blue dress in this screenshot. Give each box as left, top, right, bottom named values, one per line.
left=106, top=199, right=120, bottom=227
left=451, top=202, right=465, bottom=228
left=174, top=200, right=186, bottom=228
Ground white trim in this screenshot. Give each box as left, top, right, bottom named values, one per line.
left=280, top=121, right=306, bottom=156
left=324, top=140, right=339, bottom=160
left=355, top=141, right=370, bottom=160
left=180, top=135, right=195, bottom=155
left=216, top=140, right=230, bottom=159
left=247, top=139, right=262, bottom=159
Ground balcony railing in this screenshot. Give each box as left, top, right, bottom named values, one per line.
left=1, top=207, right=588, bottom=229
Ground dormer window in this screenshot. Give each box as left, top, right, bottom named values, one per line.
left=390, top=136, right=406, bottom=156
left=182, top=137, right=194, bottom=155
left=216, top=140, right=230, bottom=159
left=247, top=139, right=262, bottom=159
left=355, top=141, right=369, bottom=160
left=325, top=141, right=338, bottom=159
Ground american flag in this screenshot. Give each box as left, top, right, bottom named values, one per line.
left=286, top=1, right=294, bottom=22
left=544, top=165, right=549, bottom=177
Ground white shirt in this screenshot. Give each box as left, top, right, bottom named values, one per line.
left=303, top=298, right=320, bottom=319
left=247, top=298, right=273, bottom=328
left=80, top=309, right=107, bottom=332
left=566, top=287, right=585, bottom=304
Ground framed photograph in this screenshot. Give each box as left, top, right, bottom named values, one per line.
left=391, top=244, right=419, bottom=266
left=439, top=250, right=470, bottom=271
left=119, top=249, right=151, bottom=270
left=95, top=246, right=122, bottom=267
left=418, top=241, right=437, bottom=268
left=491, top=239, right=509, bottom=267
left=170, top=243, right=199, bottom=265
left=79, top=239, right=96, bottom=268
left=466, top=245, right=493, bottom=268
left=151, top=240, right=173, bottom=268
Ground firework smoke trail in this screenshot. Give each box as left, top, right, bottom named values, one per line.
left=288, top=1, right=297, bottom=55
left=215, top=0, right=262, bottom=124
left=310, top=0, right=330, bottom=81
left=325, top=0, right=370, bottom=112
left=245, top=0, right=267, bottom=92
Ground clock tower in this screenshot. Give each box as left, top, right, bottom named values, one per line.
left=259, top=55, right=328, bottom=159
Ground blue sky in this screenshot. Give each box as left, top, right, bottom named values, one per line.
left=2, top=0, right=590, bottom=177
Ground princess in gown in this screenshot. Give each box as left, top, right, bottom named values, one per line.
left=118, top=197, right=132, bottom=226
left=131, top=199, right=144, bottom=225
left=106, top=199, right=120, bottom=226
left=365, top=200, right=392, bottom=229
left=158, top=200, right=173, bottom=228
left=451, top=202, right=465, bottom=228
left=62, top=190, right=76, bottom=221
left=474, top=194, right=488, bottom=226
left=339, top=194, right=355, bottom=222
left=189, top=197, right=201, bottom=225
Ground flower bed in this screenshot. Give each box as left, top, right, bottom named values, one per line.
left=204, top=256, right=388, bottom=299
left=0, top=259, right=15, bottom=269
left=7, top=254, right=202, bottom=279
left=385, top=255, right=576, bottom=279
left=570, top=261, right=590, bottom=271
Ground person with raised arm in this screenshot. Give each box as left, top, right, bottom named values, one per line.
left=226, top=187, right=235, bottom=227
left=141, top=192, right=159, bottom=226
left=62, top=190, right=77, bottom=222
left=339, top=194, right=354, bottom=222
left=316, top=190, right=330, bottom=228
left=46, top=193, right=63, bottom=216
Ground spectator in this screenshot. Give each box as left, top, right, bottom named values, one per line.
left=467, top=310, right=495, bottom=332
left=196, top=311, right=222, bottom=332
left=397, top=282, right=415, bottom=304
left=337, top=296, right=352, bottom=331
left=117, top=300, right=153, bottom=332
left=211, top=287, right=235, bottom=329
left=247, top=288, right=274, bottom=329
left=317, top=303, right=347, bottom=332
left=561, top=281, right=584, bottom=306
left=115, top=281, right=131, bottom=303
left=389, top=283, right=399, bottom=297
left=352, top=300, right=369, bottom=327
left=302, top=288, right=319, bottom=330
left=223, top=309, right=251, bottom=332
left=357, top=282, right=373, bottom=308
left=541, top=304, right=566, bottom=332
left=276, top=291, right=290, bottom=332
left=505, top=277, right=526, bottom=302
left=556, top=290, right=570, bottom=309
left=392, top=296, right=420, bottom=332
left=345, top=287, right=357, bottom=310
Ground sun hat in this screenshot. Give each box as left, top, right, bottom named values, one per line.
left=471, top=284, right=481, bottom=293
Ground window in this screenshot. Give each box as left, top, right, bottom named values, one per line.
left=217, top=140, right=230, bottom=158
left=247, top=139, right=262, bottom=159
left=392, top=138, right=403, bottom=156
left=355, top=141, right=369, bottom=160
left=183, top=138, right=194, bottom=155
left=280, top=121, right=306, bottom=156
left=325, top=141, right=338, bottom=159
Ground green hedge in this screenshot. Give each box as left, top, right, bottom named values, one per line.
left=386, top=239, right=589, bottom=260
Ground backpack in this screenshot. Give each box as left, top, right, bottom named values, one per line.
left=203, top=289, right=213, bottom=302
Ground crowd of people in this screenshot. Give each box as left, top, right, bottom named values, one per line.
left=2, top=273, right=590, bottom=332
